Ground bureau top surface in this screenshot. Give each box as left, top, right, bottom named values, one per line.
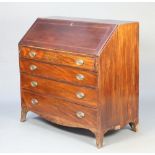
left=19, top=17, right=137, bottom=56
left=19, top=17, right=120, bottom=56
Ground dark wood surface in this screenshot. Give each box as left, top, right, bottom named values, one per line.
left=96, top=23, right=139, bottom=147
left=22, top=90, right=97, bottom=132
left=20, top=58, right=97, bottom=88
left=19, top=18, right=117, bottom=55
left=21, top=73, right=97, bottom=108
left=20, top=46, right=97, bottom=71
left=19, top=18, right=139, bottom=148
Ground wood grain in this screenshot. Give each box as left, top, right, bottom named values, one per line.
left=19, top=18, right=117, bottom=55
left=22, top=90, right=97, bottom=132
left=19, top=46, right=97, bottom=71
left=20, top=58, right=97, bottom=88
left=19, top=18, right=139, bottom=148
left=21, top=73, right=97, bottom=108
left=96, top=22, right=139, bottom=146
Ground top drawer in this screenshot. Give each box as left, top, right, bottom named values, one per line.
left=19, top=47, right=97, bottom=71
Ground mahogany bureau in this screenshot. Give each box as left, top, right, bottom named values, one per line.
left=19, top=17, right=139, bottom=148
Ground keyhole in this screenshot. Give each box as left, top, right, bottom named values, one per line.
left=70, top=23, right=73, bottom=26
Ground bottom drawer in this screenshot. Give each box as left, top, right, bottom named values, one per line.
left=22, top=90, right=97, bottom=131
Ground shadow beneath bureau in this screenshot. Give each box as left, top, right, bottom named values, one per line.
left=29, top=116, right=137, bottom=147
left=33, top=116, right=95, bottom=137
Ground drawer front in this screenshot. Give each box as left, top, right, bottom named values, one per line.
left=20, top=59, right=97, bottom=88
left=22, top=90, right=97, bottom=130
left=19, top=47, right=97, bottom=71
left=21, top=74, right=97, bottom=108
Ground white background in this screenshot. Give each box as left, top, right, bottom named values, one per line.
left=0, top=2, right=155, bottom=153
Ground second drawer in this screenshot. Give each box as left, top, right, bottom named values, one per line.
left=20, top=59, right=97, bottom=88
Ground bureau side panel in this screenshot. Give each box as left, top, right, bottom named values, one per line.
left=98, top=29, right=119, bottom=132
left=117, top=23, right=139, bottom=126
left=98, top=23, right=139, bottom=132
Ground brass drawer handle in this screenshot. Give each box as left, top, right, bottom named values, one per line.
left=76, top=59, right=84, bottom=66
left=29, top=51, right=36, bottom=58
left=31, top=98, right=38, bottom=105
left=76, top=74, right=84, bottom=80
left=30, top=65, right=37, bottom=71
left=31, top=81, right=38, bottom=87
left=76, top=92, right=85, bottom=99
left=76, top=111, right=85, bottom=119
